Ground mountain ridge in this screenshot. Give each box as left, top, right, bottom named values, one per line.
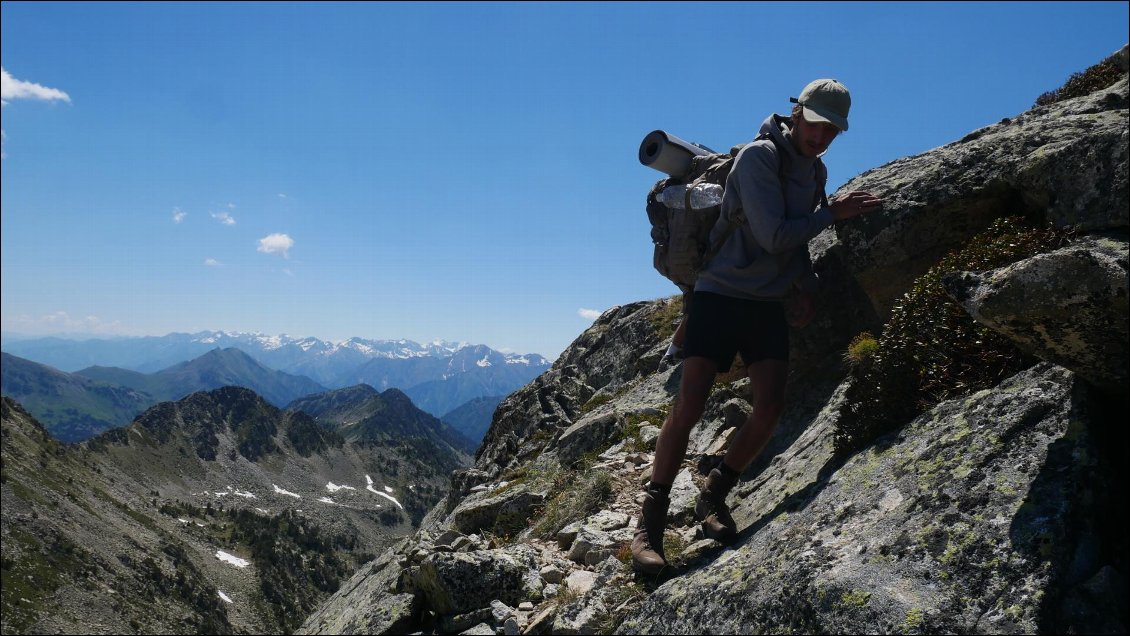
left=3, top=333, right=551, bottom=420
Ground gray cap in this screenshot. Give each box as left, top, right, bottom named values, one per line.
left=791, top=79, right=851, bottom=132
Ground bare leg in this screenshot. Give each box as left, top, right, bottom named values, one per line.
left=721, top=358, right=788, bottom=473
left=651, top=356, right=717, bottom=485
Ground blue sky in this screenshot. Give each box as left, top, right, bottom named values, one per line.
left=2, top=2, right=1127, bottom=359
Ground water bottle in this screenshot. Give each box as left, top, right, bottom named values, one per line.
left=656, top=183, right=724, bottom=210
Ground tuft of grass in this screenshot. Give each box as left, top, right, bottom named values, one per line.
left=843, top=332, right=879, bottom=367
left=580, top=392, right=615, bottom=414
left=1035, top=57, right=1123, bottom=106
left=840, top=589, right=872, bottom=608
left=647, top=295, right=685, bottom=343
left=531, top=468, right=613, bottom=539
left=835, top=216, right=1072, bottom=457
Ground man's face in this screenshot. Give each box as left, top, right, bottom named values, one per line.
left=792, top=115, right=841, bottom=158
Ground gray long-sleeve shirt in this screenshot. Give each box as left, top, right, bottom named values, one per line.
left=694, top=114, right=834, bottom=299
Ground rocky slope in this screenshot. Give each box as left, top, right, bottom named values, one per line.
left=1, top=385, right=472, bottom=634
left=298, top=46, right=1128, bottom=635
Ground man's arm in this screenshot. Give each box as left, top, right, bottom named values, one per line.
left=734, top=144, right=834, bottom=255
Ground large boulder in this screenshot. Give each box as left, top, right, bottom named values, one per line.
left=412, top=544, right=543, bottom=616
left=446, top=481, right=549, bottom=536
left=832, top=71, right=1127, bottom=319
left=620, top=364, right=1115, bottom=634
left=944, top=234, right=1129, bottom=394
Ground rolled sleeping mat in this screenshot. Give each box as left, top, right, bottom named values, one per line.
left=638, top=130, right=712, bottom=178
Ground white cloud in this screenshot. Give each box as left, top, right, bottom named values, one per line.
left=172, top=207, right=187, bottom=223
left=1, top=68, right=71, bottom=105
left=257, top=233, right=294, bottom=258
left=2, top=69, right=70, bottom=159
left=578, top=308, right=602, bottom=321
left=204, top=258, right=222, bottom=267
left=210, top=211, right=236, bottom=226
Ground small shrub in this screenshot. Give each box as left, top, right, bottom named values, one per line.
left=835, top=216, right=1072, bottom=456
left=1035, top=57, right=1123, bottom=106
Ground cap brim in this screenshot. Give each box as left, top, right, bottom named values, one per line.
left=802, top=106, right=848, bottom=132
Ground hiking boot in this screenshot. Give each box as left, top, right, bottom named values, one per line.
left=631, top=486, right=670, bottom=575
left=656, top=353, right=681, bottom=373
left=656, top=344, right=685, bottom=373
left=695, top=467, right=739, bottom=543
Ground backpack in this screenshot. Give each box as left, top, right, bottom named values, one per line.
left=646, top=131, right=828, bottom=291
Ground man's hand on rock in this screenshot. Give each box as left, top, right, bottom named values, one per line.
left=830, top=191, right=883, bottom=221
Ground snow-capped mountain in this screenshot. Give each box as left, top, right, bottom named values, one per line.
left=1, top=332, right=551, bottom=418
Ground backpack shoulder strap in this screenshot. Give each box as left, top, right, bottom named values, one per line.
left=753, top=131, right=789, bottom=193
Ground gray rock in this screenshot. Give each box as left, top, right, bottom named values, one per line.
left=412, top=544, right=541, bottom=616
left=667, top=469, right=699, bottom=525
left=440, top=608, right=493, bottom=634
left=562, top=569, right=598, bottom=597
left=458, top=623, right=495, bottom=636
left=582, top=509, right=630, bottom=532
left=433, top=530, right=465, bottom=549
left=490, top=599, right=515, bottom=624
left=944, top=234, right=1129, bottom=393
left=638, top=424, right=661, bottom=449
left=567, top=524, right=632, bottom=566
left=539, top=564, right=564, bottom=585
left=446, top=481, right=548, bottom=536
left=552, top=595, right=609, bottom=636
left=297, top=549, right=416, bottom=635
left=557, top=521, right=582, bottom=550
left=554, top=412, right=622, bottom=465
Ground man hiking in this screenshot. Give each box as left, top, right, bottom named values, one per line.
left=632, top=78, right=883, bottom=575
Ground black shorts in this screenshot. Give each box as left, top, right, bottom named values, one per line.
left=684, top=291, right=789, bottom=370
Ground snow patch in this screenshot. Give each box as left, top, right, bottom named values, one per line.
left=383, top=486, right=394, bottom=493
left=326, top=482, right=357, bottom=493
left=476, top=356, right=492, bottom=368
left=216, top=551, right=250, bottom=568
left=366, top=475, right=403, bottom=509
left=218, top=591, right=233, bottom=603
left=273, top=484, right=301, bottom=499
left=318, top=497, right=335, bottom=505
